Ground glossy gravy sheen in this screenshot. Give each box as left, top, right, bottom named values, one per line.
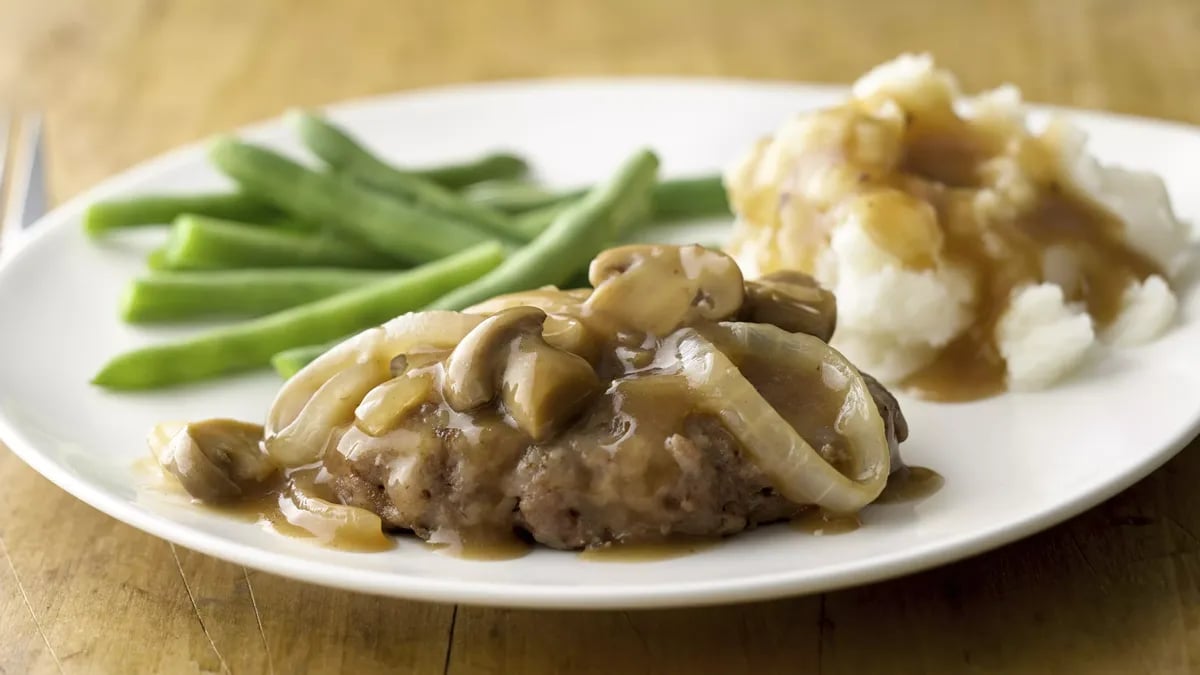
left=880, top=107, right=1164, bottom=401
left=427, top=539, right=532, bottom=561
left=578, top=536, right=720, bottom=562
left=208, top=468, right=395, bottom=553
left=790, top=509, right=862, bottom=535
left=785, top=466, right=943, bottom=535
left=731, top=349, right=853, bottom=473
left=146, top=457, right=940, bottom=559
left=874, top=465, right=944, bottom=504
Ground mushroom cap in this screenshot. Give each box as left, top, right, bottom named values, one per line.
left=586, top=244, right=746, bottom=335
left=443, top=306, right=548, bottom=411
left=466, top=287, right=600, bottom=362
left=160, top=419, right=275, bottom=503
left=741, top=270, right=838, bottom=342
left=500, top=339, right=600, bottom=441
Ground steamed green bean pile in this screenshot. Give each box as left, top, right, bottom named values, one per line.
left=86, top=111, right=731, bottom=390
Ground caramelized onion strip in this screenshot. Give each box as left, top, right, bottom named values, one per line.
left=671, top=324, right=890, bottom=513
left=279, top=471, right=390, bottom=550
left=266, top=311, right=483, bottom=437
left=265, top=361, right=389, bottom=466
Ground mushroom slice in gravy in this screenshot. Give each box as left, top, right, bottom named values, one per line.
left=152, top=419, right=276, bottom=503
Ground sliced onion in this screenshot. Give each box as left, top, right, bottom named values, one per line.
left=464, top=287, right=591, bottom=316
left=265, top=361, right=390, bottom=466
left=670, top=323, right=890, bottom=513
left=465, top=288, right=599, bottom=361
left=354, top=374, right=433, bottom=437
left=147, top=421, right=187, bottom=462
left=267, top=311, right=483, bottom=436
left=718, top=322, right=891, bottom=487
left=278, top=470, right=391, bottom=551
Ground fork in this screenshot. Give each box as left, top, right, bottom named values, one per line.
left=0, top=112, right=48, bottom=252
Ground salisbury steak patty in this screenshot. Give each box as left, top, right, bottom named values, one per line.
left=514, top=414, right=800, bottom=549
left=273, top=244, right=908, bottom=550
left=325, top=408, right=797, bottom=549
left=325, top=375, right=904, bottom=550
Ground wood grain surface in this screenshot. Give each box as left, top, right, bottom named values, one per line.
left=2, top=1, right=1200, bottom=672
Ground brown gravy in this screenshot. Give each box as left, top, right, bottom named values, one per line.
left=207, top=469, right=395, bottom=553
left=790, top=509, right=862, bottom=536
left=874, top=466, right=944, bottom=504
left=733, top=349, right=854, bottom=473
left=736, top=90, right=1166, bottom=402
left=899, top=109, right=1003, bottom=188
left=889, top=108, right=1163, bottom=401
left=144, top=461, right=934, bottom=558
left=901, top=182, right=1162, bottom=401
left=426, top=538, right=532, bottom=561
left=578, top=537, right=720, bottom=562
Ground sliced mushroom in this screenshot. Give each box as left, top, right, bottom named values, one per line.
left=542, top=315, right=603, bottom=363
left=442, top=306, right=599, bottom=439
left=586, top=244, right=745, bottom=335
left=443, top=306, right=549, bottom=411
left=500, top=338, right=600, bottom=441
left=158, top=419, right=276, bottom=503
left=466, top=287, right=600, bottom=362
left=741, top=270, right=838, bottom=342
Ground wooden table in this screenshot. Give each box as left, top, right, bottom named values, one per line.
left=2, top=1, right=1199, bottom=672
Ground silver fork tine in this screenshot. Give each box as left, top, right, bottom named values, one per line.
left=1, top=113, right=47, bottom=254
left=0, top=111, right=9, bottom=221
left=5, top=113, right=47, bottom=231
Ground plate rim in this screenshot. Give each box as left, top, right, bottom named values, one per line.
left=1, top=76, right=1198, bottom=609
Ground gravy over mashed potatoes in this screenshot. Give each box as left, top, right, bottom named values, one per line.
left=725, top=54, right=1193, bottom=400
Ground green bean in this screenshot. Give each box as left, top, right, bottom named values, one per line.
left=270, top=251, right=583, bottom=379
left=92, top=242, right=506, bottom=390
left=427, top=148, right=658, bottom=310
left=291, top=111, right=528, bottom=241
left=511, top=176, right=723, bottom=242
left=473, top=174, right=729, bottom=238
left=146, top=247, right=169, bottom=270
left=270, top=150, right=659, bottom=376
left=462, top=180, right=563, bottom=214
left=209, top=138, right=498, bottom=264
left=160, top=215, right=394, bottom=270
left=511, top=200, right=577, bottom=239
left=121, top=268, right=395, bottom=323
left=267, top=201, right=566, bottom=378
left=647, top=175, right=729, bottom=220
left=415, top=153, right=528, bottom=189
left=83, top=192, right=281, bottom=237
left=271, top=342, right=335, bottom=378
left=561, top=266, right=592, bottom=291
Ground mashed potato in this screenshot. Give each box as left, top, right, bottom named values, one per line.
left=725, top=54, right=1193, bottom=397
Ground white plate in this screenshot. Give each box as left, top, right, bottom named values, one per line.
left=1, top=79, right=1198, bottom=609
